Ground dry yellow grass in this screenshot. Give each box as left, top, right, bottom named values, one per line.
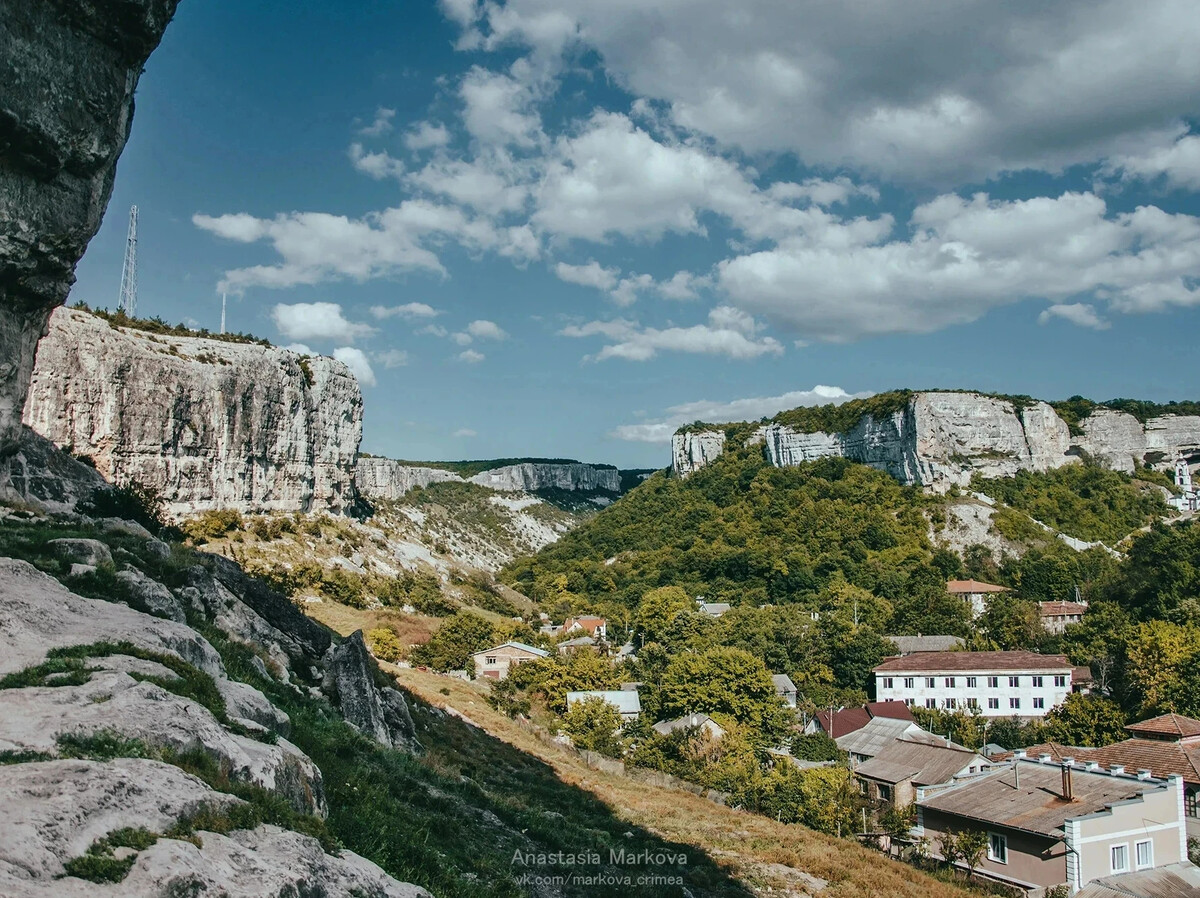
left=392, top=667, right=972, bottom=898
left=304, top=601, right=440, bottom=649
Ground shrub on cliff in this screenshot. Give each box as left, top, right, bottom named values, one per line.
left=182, top=509, right=243, bottom=543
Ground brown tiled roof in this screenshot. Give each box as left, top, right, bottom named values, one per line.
left=855, top=738, right=987, bottom=787
left=1004, top=738, right=1200, bottom=784
left=1125, top=712, right=1200, bottom=740
left=946, top=579, right=1009, bottom=594
left=816, top=707, right=871, bottom=738
left=874, top=651, right=1071, bottom=673
left=919, top=761, right=1164, bottom=836
left=1038, top=601, right=1088, bottom=617
left=866, top=701, right=916, bottom=722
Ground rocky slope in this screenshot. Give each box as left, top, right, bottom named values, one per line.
left=0, top=0, right=179, bottom=456
left=674, top=391, right=1200, bottom=490
left=356, top=456, right=621, bottom=500
left=24, top=308, right=363, bottom=516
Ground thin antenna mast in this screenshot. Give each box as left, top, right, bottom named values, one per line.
left=117, top=205, right=139, bottom=317
left=220, top=292, right=227, bottom=334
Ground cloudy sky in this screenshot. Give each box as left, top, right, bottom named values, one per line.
left=70, top=0, right=1200, bottom=468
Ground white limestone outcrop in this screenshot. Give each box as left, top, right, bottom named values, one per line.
left=356, top=457, right=621, bottom=500
left=23, top=308, right=363, bottom=516
left=672, top=391, right=1200, bottom=490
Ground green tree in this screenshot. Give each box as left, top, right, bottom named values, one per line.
left=562, top=696, right=624, bottom=757
left=975, top=593, right=1044, bottom=650
left=1041, top=693, right=1127, bottom=747
left=366, top=627, right=404, bottom=663
left=1120, top=620, right=1200, bottom=716
left=410, top=611, right=496, bottom=672
left=635, top=586, right=695, bottom=645
left=508, top=649, right=619, bottom=712
left=659, top=647, right=790, bottom=739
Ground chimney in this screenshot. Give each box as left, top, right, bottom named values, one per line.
left=1039, top=753, right=1052, bottom=764
left=1084, top=761, right=1101, bottom=772
left=1136, top=769, right=1153, bottom=780
left=1110, top=765, right=1125, bottom=776
left=1061, top=760, right=1074, bottom=802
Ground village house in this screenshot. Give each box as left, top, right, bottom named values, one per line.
left=470, top=641, right=549, bottom=680
left=697, top=601, right=731, bottom=618
left=947, top=579, right=1010, bottom=617
left=1039, top=600, right=1088, bottom=634
left=854, top=737, right=992, bottom=807
left=835, top=716, right=939, bottom=766
left=806, top=700, right=916, bottom=739
left=560, top=616, right=607, bottom=640
left=873, top=651, right=1073, bottom=719
left=772, top=673, right=798, bottom=709
left=651, top=713, right=726, bottom=741
left=566, top=689, right=642, bottom=721
left=916, top=756, right=1188, bottom=895
left=1014, top=713, right=1200, bottom=841
left=556, top=635, right=597, bottom=655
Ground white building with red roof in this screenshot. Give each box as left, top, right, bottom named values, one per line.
left=946, top=578, right=1010, bottom=617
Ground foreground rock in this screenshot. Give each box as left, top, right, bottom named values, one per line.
left=0, top=0, right=179, bottom=454
left=25, top=308, right=364, bottom=515
left=0, top=759, right=428, bottom=897
left=323, top=630, right=419, bottom=751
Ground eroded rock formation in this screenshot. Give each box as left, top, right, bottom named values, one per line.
left=24, top=308, right=364, bottom=515
left=356, top=456, right=622, bottom=500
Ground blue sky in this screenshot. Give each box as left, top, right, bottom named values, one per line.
left=70, top=0, right=1200, bottom=469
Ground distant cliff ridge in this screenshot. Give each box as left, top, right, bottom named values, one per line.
left=672, top=391, right=1200, bottom=490
left=24, top=308, right=363, bottom=516
left=356, top=457, right=622, bottom=500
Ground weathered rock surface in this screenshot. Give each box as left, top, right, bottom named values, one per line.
left=323, top=630, right=419, bottom=751
left=0, top=759, right=429, bottom=898
left=356, top=456, right=622, bottom=500
left=47, top=537, right=112, bottom=567
left=675, top=391, right=1200, bottom=490
left=24, top=308, right=364, bottom=516
left=0, top=558, right=224, bottom=678
left=115, top=568, right=185, bottom=622
left=0, top=670, right=324, bottom=815
left=0, top=428, right=106, bottom=511
left=0, top=0, right=179, bottom=454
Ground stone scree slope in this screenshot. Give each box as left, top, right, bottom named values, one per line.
left=672, top=391, right=1200, bottom=490
left=24, top=308, right=364, bottom=516
left=0, top=0, right=179, bottom=455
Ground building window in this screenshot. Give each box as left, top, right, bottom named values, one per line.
left=1111, top=843, right=1130, bottom=874
left=485, top=656, right=497, bottom=665
left=1031, top=675, right=1044, bottom=687
left=878, top=784, right=892, bottom=801
left=905, top=698, right=915, bottom=706
left=1186, top=786, right=1198, bottom=817
left=1009, top=676, right=1020, bottom=687
left=883, top=677, right=894, bottom=689
left=926, top=677, right=936, bottom=688
left=946, top=698, right=957, bottom=709
left=967, top=697, right=979, bottom=709
left=1033, top=697, right=1045, bottom=709
left=926, top=699, right=936, bottom=709
left=988, top=698, right=1000, bottom=709
left=904, top=677, right=915, bottom=688
left=988, top=832, right=1007, bottom=864
left=1135, top=839, right=1153, bottom=869
left=988, top=676, right=999, bottom=688
left=1009, top=698, right=1021, bottom=709
left=1054, top=675, right=1067, bottom=687
left=945, top=677, right=956, bottom=687
left=966, top=676, right=977, bottom=688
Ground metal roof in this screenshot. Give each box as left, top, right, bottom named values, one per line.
left=885, top=635, right=965, bottom=654
left=1075, top=863, right=1200, bottom=898
left=836, top=717, right=926, bottom=758
left=651, top=713, right=725, bottom=736
left=771, top=674, right=797, bottom=693
left=474, top=641, right=550, bottom=658
left=566, top=689, right=641, bottom=715
left=854, top=738, right=989, bottom=787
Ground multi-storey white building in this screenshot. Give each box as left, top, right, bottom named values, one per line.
left=873, top=651, right=1073, bottom=719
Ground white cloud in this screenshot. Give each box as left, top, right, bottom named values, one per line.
left=611, top=385, right=872, bottom=442
left=192, top=213, right=268, bottom=243
left=271, top=302, right=377, bottom=344
left=407, top=152, right=530, bottom=215
left=418, top=324, right=449, bottom=338
left=451, top=331, right=474, bottom=346
left=554, top=261, right=619, bottom=291
left=405, top=121, right=452, bottom=151
left=333, top=346, right=377, bottom=386
left=357, top=107, right=396, bottom=138
left=657, top=271, right=708, bottom=301
left=374, top=348, right=411, bottom=368
left=1104, top=132, right=1200, bottom=191
left=460, top=66, right=542, bottom=148
left=1038, top=303, right=1110, bottom=330
left=349, top=143, right=405, bottom=181
left=457, top=348, right=486, bottom=363
left=462, top=0, right=1200, bottom=184
left=466, top=319, right=508, bottom=340
left=452, top=427, right=478, bottom=438
left=561, top=306, right=782, bottom=361
left=370, top=302, right=441, bottom=320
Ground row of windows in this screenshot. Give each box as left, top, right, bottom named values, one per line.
left=880, top=674, right=1068, bottom=689
left=915, top=696, right=1045, bottom=710
left=987, top=833, right=1153, bottom=873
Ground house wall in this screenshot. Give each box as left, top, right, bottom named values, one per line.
left=1071, top=782, right=1184, bottom=889
left=920, top=808, right=1066, bottom=890
left=875, top=668, right=1072, bottom=718
left=472, top=646, right=543, bottom=680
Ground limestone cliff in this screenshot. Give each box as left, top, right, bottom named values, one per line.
left=356, top=456, right=621, bottom=500
left=0, top=0, right=179, bottom=454
left=674, top=391, right=1200, bottom=490
left=24, top=308, right=363, bottom=516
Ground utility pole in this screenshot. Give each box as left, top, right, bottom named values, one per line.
left=117, top=205, right=139, bottom=317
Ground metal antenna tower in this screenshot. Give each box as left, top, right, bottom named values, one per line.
left=117, top=205, right=139, bottom=317
left=220, top=292, right=227, bottom=334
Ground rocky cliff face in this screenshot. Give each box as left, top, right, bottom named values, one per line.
left=675, top=391, right=1200, bottom=490
left=0, top=0, right=179, bottom=455
left=356, top=457, right=621, bottom=500
left=24, top=308, right=363, bottom=516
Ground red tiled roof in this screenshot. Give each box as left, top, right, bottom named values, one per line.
left=1002, top=738, right=1200, bottom=783
left=946, top=579, right=1010, bottom=594
left=815, top=707, right=871, bottom=738
left=874, top=650, right=1071, bottom=673
left=866, top=700, right=916, bottom=722
left=1038, top=601, right=1088, bottom=617
left=1125, top=713, right=1200, bottom=740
